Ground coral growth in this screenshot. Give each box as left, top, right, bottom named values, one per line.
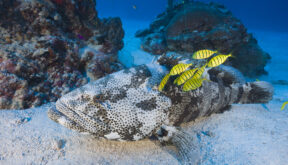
left=0, top=0, right=124, bottom=109
left=136, top=1, right=270, bottom=77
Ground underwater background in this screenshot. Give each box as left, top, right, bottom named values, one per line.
left=97, top=0, right=288, bottom=83
left=97, top=0, right=288, bottom=32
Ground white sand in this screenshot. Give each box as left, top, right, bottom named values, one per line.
left=1, top=21, right=288, bottom=165
left=0, top=103, right=179, bottom=165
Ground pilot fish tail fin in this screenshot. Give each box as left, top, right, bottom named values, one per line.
left=229, top=53, right=236, bottom=59
left=238, top=81, right=274, bottom=104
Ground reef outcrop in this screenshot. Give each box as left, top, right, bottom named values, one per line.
left=136, top=1, right=270, bottom=77
left=0, top=0, right=124, bottom=109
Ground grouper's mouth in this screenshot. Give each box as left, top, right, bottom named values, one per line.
left=47, top=104, right=63, bottom=123
left=47, top=100, right=88, bottom=133
left=54, top=97, right=111, bottom=136
left=55, top=99, right=70, bottom=116
left=47, top=102, right=71, bottom=127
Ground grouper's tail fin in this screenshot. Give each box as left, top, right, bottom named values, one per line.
left=240, top=81, right=274, bottom=104
left=157, top=126, right=201, bottom=164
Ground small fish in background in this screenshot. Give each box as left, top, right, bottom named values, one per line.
left=281, top=101, right=288, bottom=110
left=132, top=5, right=137, bottom=10
left=77, top=34, right=84, bottom=40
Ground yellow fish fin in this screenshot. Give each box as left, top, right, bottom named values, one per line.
left=173, top=77, right=179, bottom=84
left=158, top=73, right=170, bottom=91
left=203, top=78, right=211, bottom=82
left=281, top=101, right=288, bottom=111
left=228, top=53, right=236, bottom=58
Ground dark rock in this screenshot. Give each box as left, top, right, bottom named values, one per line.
left=52, top=138, right=66, bottom=150
left=136, top=1, right=270, bottom=77
left=99, top=18, right=125, bottom=53
left=0, top=0, right=124, bottom=109
left=141, top=33, right=166, bottom=55
left=272, top=80, right=288, bottom=85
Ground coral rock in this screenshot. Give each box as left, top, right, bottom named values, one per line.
left=0, top=0, right=124, bottom=109
left=136, top=2, right=271, bottom=77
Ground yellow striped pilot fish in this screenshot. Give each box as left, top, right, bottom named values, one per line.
left=169, top=63, right=193, bottom=75
left=173, top=77, right=179, bottom=84
left=192, top=49, right=217, bottom=59
left=158, top=73, right=170, bottom=91
left=207, top=54, right=232, bottom=68
left=192, top=64, right=207, bottom=79
left=281, top=101, right=288, bottom=110
left=176, top=68, right=198, bottom=85
left=183, top=78, right=207, bottom=92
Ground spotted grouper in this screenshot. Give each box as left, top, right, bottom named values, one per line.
left=48, top=64, right=273, bottom=163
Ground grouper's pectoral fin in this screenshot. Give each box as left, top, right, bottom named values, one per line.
left=156, top=125, right=202, bottom=164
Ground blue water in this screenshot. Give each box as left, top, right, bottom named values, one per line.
left=97, top=0, right=288, bottom=32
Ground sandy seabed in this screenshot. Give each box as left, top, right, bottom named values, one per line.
left=0, top=20, right=288, bottom=165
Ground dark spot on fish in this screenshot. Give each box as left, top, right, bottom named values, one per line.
left=95, top=105, right=109, bottom=123
left=185, top=96, right=201, bottom=122
left=158, top=127, right=169, bottom=137
left=248, top=83, right=268, bottom=103
left=187, top=107, right=200, bottom=122
left=135, top=97, right=157, bottom=111
left=173, top=95, right=200, bottom=126
left=120, top=124, right=143, bottom=141
left=208, top=67, right=240, bottom=86
left=208, top=68, right=220, bottom=82
left=217, top=105, right=232, bottom=113
left=93, top=89, right=127, bottom=104
left=149, top=135, right=159, bottom=141
left=93, top=94, right=106, bottom=103
left=80, top=94, right=90, bottom=102
left=129, top=66, right=151, bottom=88
left=109, top=89, right=127, bottom=103
left=170, top=90, right=184, bottom=104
